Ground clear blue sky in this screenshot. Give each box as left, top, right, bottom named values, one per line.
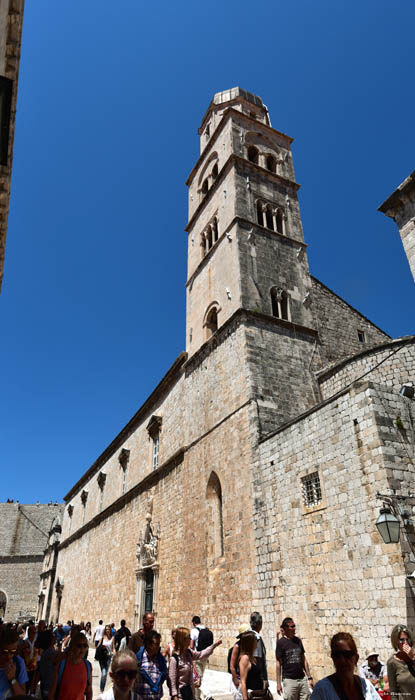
left=1, top=0, right=414, bottom=503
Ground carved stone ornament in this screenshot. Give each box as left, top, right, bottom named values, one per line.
left=146, top=415, right=162, bottom=439
left=136, top=495, right=159, bottom=568
left=97, top=471, right=106, bottom=490
left=67, top=504, right=74, bottom=517
left=55, top=577, right=64, bottom=597
left=81, top=490, right=88, bottom=505
left=118, top=448, right=130, bottom=468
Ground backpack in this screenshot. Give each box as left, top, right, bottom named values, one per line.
left=196, top=627, right=213, bottom=651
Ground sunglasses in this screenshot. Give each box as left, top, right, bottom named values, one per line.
left=114, top=670, right=137, bottom=680
left=0, top=648, right=17, bottom=654
left=332, top=650, right=355, bottom=660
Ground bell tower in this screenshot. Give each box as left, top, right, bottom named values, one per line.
left=185, top=87, right=315, bottom=360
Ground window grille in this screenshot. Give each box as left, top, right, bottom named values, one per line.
left=301, top=472, right=322, bottom=507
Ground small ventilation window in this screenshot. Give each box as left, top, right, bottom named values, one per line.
left=266, top=155, right=276, bottom=173
left=302, top=472, right=322, bottom=507
left=357, top=330, right=366, bottom=344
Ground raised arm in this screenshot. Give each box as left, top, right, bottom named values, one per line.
left=230, top=643, right=240, bottom=688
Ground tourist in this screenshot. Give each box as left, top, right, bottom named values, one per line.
left=129, top=613, right=155, bottom=654
left=386, top=624, right=415, bottom=699
left=311, top=632, right=380, bottom=699
left=84, top=622, right=92, bottom=647
left=190, top=617, right=213, bottom=700
left=97, top=649, right=139, bottom=700
left=229, top=624, right=251, bottom=690
left=276, top=617, right=313, bottom=699
left=136, top=630, right=167, bottom=700
left=359, top=650, right=387, bottom=692
left=0, top=627, right=28, bottom=697
left=162, top=629, right=177, bottom=664
left=96, top=624, right=115, bottom=692
left=37, top=630, right=58, bottom=700
left=115, top=620, right=132, bottom=652
left=168, top=626, right=222, bottom=700
left=249, top=613, right=267, bottom=683
left=94, top=620, right=106, bottom=648
left=235, top=631, right=263, bottom=700
left=49, top=631, right=92, bottom=700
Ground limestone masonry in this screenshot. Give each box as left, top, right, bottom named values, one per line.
left=27, top=88, right=415, bottom=679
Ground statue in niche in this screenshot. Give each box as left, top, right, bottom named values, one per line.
left=137, top=496, right=159, bottom=567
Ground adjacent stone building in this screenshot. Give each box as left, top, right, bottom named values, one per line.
left=47, top=88, right=414, bottom=678
left=0, top=0, right=25, bottom=293
left=379, top=171, right=415, bottom=282
left=0, top=502, right=63, bottom=621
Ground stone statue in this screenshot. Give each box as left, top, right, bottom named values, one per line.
left=137, top=496, right=159, bottom=567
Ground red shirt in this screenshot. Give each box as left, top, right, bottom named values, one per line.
left=58, top=659, right=87, bottom=700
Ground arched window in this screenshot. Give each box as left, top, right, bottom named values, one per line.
left=265, top=205, right=274, bottom=230
left=212, top=163, right=218, bottom=180
left=202, top=179, right=209, bottom=196
left=276, top=209, right=284, bottom=234
left=266, top=155, right=276, bottom=172
left=247, top=146, right=259, bottom=164
left=205, top=307, right=218, bottom=337
left=271, top=287, right=290, bottom=321
left=256, top=200, right=263, bottom=226
left=213, top=218, right=219, bottom=243
left=207, top=226, right=213, bottom=250
left=206, top=472, right=224, bottom=559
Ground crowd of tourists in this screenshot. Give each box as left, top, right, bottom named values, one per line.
left=1, top=612, right=414, bottom=700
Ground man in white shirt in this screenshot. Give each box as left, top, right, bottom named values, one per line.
left=190, top=616, right=211, bottom=700
left=93, top=619, right=105, bottom=648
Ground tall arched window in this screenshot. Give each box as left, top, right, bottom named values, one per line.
left=276, top=209, right=284, bottom=234
left=202, top=179, right=209, bottom=196
left=247, top=146, right=259, bottom=164
left=265, top=205, right=273, bottom=230
left=256, top=200, right=263, bottom=226
left=212, top=163, right=218, bottom=180
left=205, top=307, right=218, bottom=337
left=206, top=472, right=224, bottom=560
left=266, top=155, right=276, bottom=172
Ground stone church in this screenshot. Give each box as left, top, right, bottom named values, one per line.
left=42, top=88, right=414, bottom=677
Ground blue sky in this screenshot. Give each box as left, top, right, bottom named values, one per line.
left=1, top=0, right=414, bottom=503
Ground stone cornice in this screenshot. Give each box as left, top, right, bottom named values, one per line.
left=186, top=153, right=299, bottom=234
left=0, top=555, right=43, bottom=564
left=60, top=447, right=186, bottom=550
left=64, top=352, right=188, bottom=502
left=186, top=107, right=293, bottom=187
left=378, top=171, right=415, bottom=216
left=185, top=308, right=318, bottom=374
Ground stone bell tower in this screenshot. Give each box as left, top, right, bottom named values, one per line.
left=185, top=88, right=319, bottom=432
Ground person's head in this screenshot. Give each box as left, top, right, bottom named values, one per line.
left=142, top=613, right=154, bottom=633
left=16, top=639, right=30, bottom=658
left=110, top=650, right=138, bottom=693
left=192, top=616, right=201, bottom=627
left=85, top=622, right=91, bottom=631
left=281, top=618, right=296, bottom=639
left=250, top=612, right=262, bottom=633
left=120, top=620, right=126, bottom=628
left=0, top=629, right=18, bottom=669
left=68, top=632, right=89, bottom=661
left=144, top=630, right=161, bottom=659
left=174, top=627, right=191, bottom=655
left=99, top=620, right=103, bottom=625
left=171, top=628, right=177, bottom=640
left=38, top=620, right=46, bottom=633
left=66, top=620, right=72, bottom=627
left=365, top=650, right=379, bottom=669
left=330, top=632, right=359, bottom=676
left=104, top=624, right=112, bottom=639
left=70, top=624, right=80, bottom=637
left=239, top=631, right=257, bottom=661
left=391, top=624, right=413, bottom=652
left=36, top=631, right=55, bottom=650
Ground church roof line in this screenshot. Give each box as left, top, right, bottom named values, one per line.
left=63, top=351, right=188, bottom=502
left=378, top=171, right=415, bottom=214
left=310, top=275, right=390, bottom=338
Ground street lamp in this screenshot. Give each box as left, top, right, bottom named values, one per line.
left=376, top=506, right=401, bottom=544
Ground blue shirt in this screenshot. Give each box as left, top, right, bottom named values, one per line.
left=0, top=656, right=29, bottom=700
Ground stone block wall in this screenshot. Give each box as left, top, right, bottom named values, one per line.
left=0, top=503, right=63, bottom=620
left=318, top=337, right=415, bottom=400
left=251, top=374, right=415, bottom=679
left=0, top=0, right=25, bottom=292
left=310, top=276, right=390, bottom=369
